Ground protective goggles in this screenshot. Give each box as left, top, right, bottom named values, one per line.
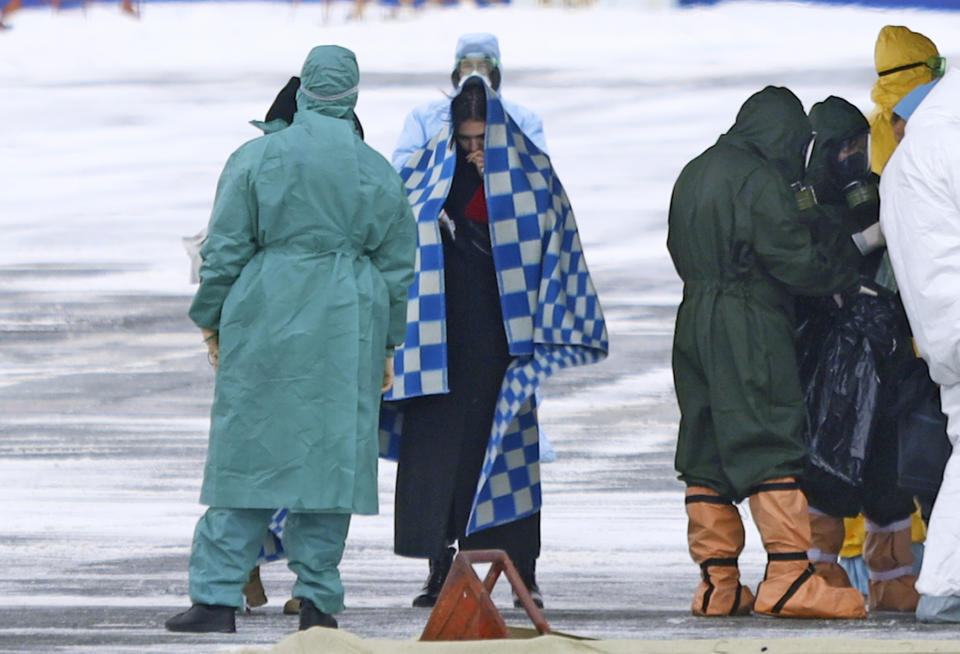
left=457, top=55, right=497, bottom=76
left=833, top=131, right=870, bottom=179
left=878, top=55, right=947, bottom=79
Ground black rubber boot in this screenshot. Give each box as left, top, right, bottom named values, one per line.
left=412, top=547, right=456, bottom=608
left=298, top=598, right=338, bottom=630
left=164, top=604, right=236, bottom=633
left=513, top=559, right=544, bottom=609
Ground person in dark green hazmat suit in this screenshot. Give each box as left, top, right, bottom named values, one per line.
left=667, top=86, right=867, bottom=619
left=796, top=96, right=920, bottom=613
left=794, top=97, right=884, bottom=281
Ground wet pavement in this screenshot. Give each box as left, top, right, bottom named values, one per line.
left=2, top=265, right=958, bottom=653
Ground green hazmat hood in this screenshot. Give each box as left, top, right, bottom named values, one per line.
left=722, top=85, right=812, bottom=185
left=805, top=96, right=870, bottom=201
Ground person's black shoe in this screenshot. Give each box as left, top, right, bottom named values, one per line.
left=412, top=546, right=456, bottom=608
left=512, top=581, right=544, bottom=609
left=164, top=604, right=236, bottom=633
left=298, top=598, right=338, bottom=630
left=512, top=558, right=544, bottom=609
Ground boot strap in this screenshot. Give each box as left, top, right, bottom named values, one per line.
left=699, top=558, right=746, bottom=616
left=700, top=557, right=739, bottom=573
left=768, top=560, right=815, bottom=615
left=731, top=583, right=744, bottom=616
left=685, top=494, right=734, bottom=505
left=868, top=565, right=914, bottom=582
left=768, top=552, right=809, bottom=562
left=750, top=480, right=800, bottom=494
left=701, top=582, right=748, bottom=616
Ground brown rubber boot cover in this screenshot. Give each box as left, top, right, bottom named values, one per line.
left=686, top=486, right=755, bottom=616
left=864, top=526, right=919, bottom=612
left=242, top=566, right=268, bottom=609
left=808, top=512, right=853, bottom=588
left=749, top=479, right=866, bottom=619
left=812, top=561, right=853, bottom=589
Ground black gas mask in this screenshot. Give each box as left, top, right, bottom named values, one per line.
left=829, top=131, right=869, bottom=185
left=829, top=131, right=875, bottom=209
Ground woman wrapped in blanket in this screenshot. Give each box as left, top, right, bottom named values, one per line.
left=390, top=77, right=544, bottom=609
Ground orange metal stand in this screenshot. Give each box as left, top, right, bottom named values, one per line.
left=420, top=549, right=552, bottom=641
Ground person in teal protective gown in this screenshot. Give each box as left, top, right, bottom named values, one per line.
left=165, top=44, right=416, bottom=634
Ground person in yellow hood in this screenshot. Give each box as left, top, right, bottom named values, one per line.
left=867, top=25, right=944, bottom=175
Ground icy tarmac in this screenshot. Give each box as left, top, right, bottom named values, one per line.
left=4, top=261, right=960, bottom=653
left=2, top=1, right=960, bottom=651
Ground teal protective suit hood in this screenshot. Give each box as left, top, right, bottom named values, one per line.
left=296, top=45, right=359, bottom=121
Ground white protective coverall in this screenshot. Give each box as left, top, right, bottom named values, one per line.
left=880, top=67, right=960, bottom=623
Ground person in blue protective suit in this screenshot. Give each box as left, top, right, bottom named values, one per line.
left=389, top=32, right=557, bottom=472
left=164, top=45, right=416, bottom=634
left=390, top=32, right=547, bottom=171
left=381, top=76, right=607, bottom=610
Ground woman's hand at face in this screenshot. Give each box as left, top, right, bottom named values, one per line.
left=466, top=150, right=484, bottom=175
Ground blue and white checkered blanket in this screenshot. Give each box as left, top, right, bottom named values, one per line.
left=257, top=508, right=287, bottom=565
left=380, top=81, right=608, bottom=535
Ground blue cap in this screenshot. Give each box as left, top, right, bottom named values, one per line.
left=455, top=33, right=501, bottom=64
left=894, top=80, right=939, bottom=121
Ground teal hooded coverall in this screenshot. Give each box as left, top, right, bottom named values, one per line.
left=667, top=86, right=859, bottom=501
left=186, top=45, right=416, bottom=611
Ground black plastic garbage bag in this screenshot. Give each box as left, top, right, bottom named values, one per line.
left=888, top=357, right=953, bottom=502
left=797, top=291, right=901, bottom=487
left=796, top=296, right=835, bottom=385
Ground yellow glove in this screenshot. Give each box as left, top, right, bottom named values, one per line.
left=201, top=328, right=219, bottom=370
left=382, top=356, right=395, bottom=393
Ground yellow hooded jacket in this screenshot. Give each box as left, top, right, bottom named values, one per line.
left=867, top=25, right=939, bottom=175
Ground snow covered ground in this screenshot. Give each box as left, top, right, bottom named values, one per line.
left=2, top=1, right=960, bottom=651
left=3, top=0, right=958, bottom=298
